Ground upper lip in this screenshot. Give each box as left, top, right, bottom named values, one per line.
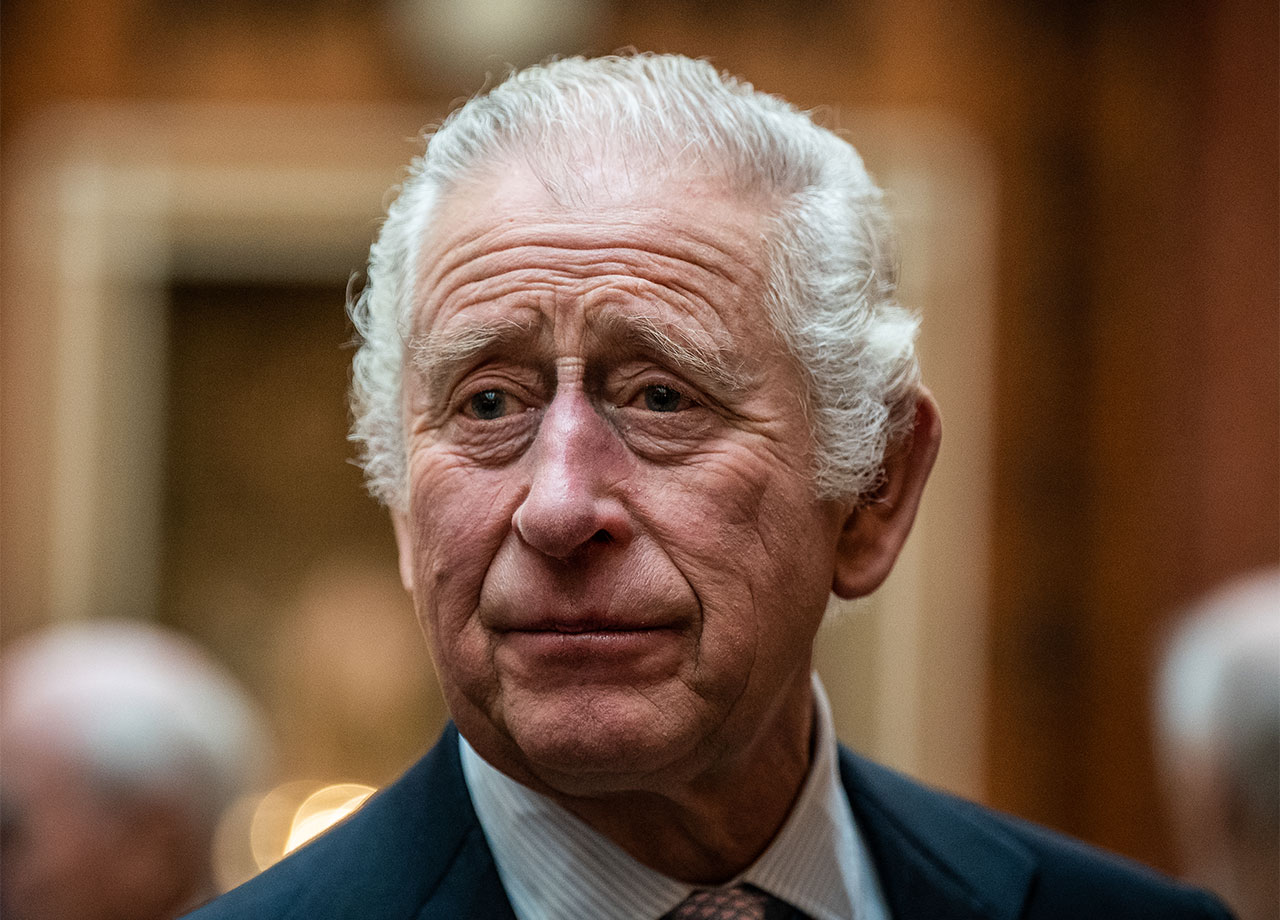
left=512, top=619, right=672, bottom=634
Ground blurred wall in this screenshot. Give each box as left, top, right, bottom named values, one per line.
left=3, top=0, right=1276, bottom=876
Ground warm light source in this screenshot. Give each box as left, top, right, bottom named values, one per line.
left=213, top=792, right=270, bottom=892
left=283, top=783, right=377, bottom=855
left=239, top=780, right=379, bottom=876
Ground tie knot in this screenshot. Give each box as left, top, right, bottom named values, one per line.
left=664, top=885, right=771, bottom=920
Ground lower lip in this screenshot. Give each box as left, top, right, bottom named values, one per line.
left=499, top=628, right=681, bottom=667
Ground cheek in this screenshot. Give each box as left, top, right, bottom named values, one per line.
left=404, top=454, right=519, bottom=633
left=644, top=454, right=834, bottom=647
left=647, top=449, right=820, bottom=579
left=750, top=476, right=841, bottom=625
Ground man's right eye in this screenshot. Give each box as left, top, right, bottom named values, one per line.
left=467, top=389, right=508, bottom=420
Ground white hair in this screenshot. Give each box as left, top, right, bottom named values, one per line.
left=1155, top=569, right=1280, bottom=824
left=350, top=53, right=921, bottom=508
left=0, top=620, right=271, bottom=836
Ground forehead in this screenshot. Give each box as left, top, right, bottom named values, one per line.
left=410, top=164, right=775, bottom=344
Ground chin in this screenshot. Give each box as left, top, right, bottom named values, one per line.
left=496, top=687, right=705, bottom=795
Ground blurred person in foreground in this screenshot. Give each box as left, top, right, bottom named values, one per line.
left=1156, top=570, right=1280, bottom=920
left=1, top=620, right=270, bottom=920
left=189, top=54, right=1233, bottom=919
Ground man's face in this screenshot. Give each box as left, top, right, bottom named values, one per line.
left=394, top=166, right=849, bottom=796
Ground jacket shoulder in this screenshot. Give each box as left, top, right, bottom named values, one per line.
left=960, top=792, right=1231, bottom=918
left=838, top=747, right=1234, bottom=920
left=183, top=726, right=509, bottom=920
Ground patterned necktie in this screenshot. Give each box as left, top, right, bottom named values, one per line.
left=661, top=884, right=807, bottom=920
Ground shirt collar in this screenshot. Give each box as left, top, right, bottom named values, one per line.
left=460, top=674, right=888, bottom=920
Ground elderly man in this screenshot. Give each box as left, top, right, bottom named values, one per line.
left=188, top=55, right=1232, bottom=919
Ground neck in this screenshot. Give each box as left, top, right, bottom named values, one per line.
left=547, top=681, right=816, bottom=884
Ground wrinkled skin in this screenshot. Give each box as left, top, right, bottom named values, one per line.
left=392, top=164, right=938, bottom=880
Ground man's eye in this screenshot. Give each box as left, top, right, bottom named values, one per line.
left=642, top=384, right=688, bottom=413
left=468, top=389, right=509, bottom=420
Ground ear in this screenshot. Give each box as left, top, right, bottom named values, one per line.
left=832, top=389, right=941, bottom=599
left=390, top=509, right=416, bottom=593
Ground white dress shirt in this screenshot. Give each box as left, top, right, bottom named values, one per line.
left=460, top=674, right=891, bottom=920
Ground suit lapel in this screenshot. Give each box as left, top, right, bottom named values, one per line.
left=413, top=823, right=517, bottom=920
left=838, top=747, right=1036, bottom=920
left=366, top=723, right=517, bottom=919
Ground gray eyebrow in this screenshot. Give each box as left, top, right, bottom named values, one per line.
left=407, top=316, right=542, bottom=406
left=592, top=311, right=749, bottom=395
left=406, top=310, right=749, bottom=404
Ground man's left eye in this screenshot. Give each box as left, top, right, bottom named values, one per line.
left=642, top=384, right=689, bottom=413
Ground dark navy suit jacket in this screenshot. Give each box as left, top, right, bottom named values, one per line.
left=185, top=724, right=1233, bottom=919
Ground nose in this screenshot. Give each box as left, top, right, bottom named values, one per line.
left=512, top=390, right=633, bottom=559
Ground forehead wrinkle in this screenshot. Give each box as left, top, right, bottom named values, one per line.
left=424, top=212, right=763, bottom=294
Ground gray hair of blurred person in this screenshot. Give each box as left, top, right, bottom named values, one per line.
left=350, top=53, right=921, bottom=510
left=1154, top=569, right=1280, bottom=920
left=1, top=620, right=270, bottom=851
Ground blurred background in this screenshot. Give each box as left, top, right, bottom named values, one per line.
left=1, top=0, right=1276, bottom=907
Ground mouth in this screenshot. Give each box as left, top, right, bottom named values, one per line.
left=516, top=619, right=670, bottom=635
left=494, top=613, right=684, bottom=672
left=495, top=606, right=683, bottom=634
